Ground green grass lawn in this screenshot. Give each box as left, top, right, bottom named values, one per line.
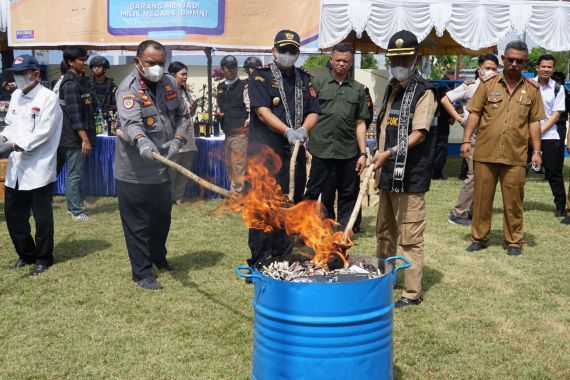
left=0, top=157, right=569, bottom=379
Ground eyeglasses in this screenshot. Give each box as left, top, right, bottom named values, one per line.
left=504, top=57, right=526, bottom=65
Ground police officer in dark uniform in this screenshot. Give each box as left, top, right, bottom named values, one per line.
left=215, top=55, right=249, bottom=194
left=246, top=30, right=320, bottom=266
left=115, top=40, right=190, bottom=291
left=89, top=56, right=117, bottom=125
left=372, top=30, right=438, bottom=308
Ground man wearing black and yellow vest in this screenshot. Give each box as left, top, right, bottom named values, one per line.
left=372, top=30, right=437, bottom=308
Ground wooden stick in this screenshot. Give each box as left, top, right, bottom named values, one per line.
left=115, top=129, right=231, bottom=198
left=288, top=140, right=301, bottom=202
left=342, top=163, right=375, bottom=242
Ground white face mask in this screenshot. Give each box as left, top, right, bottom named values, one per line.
left=138, top=63, right=164, bottom=82
left=275, top=52, right=299, bottom=69
left=479, top=68, right=495, bottom=79
left=390, top=56, right=418, bottom=82
left=13, top=72, right=36, bottom=91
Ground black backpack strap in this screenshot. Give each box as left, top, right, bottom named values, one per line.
left=555, top=81, right=561, bottom=96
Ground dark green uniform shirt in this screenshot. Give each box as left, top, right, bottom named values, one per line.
left=309, top=74, right=369, bottom=159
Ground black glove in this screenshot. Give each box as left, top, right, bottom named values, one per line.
left=284, top=128, right=302, bottom=146
left=0, top=142, right=15, bottom=158
left=160, top=138, right=183, bottom=160
left=137, top=137, right=158, bottom=161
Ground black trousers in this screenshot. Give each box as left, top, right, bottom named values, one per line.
left=246, top=142, right=306, bottom=266
left=304, top=155, right=360, bottom=230
left=4, top=182, right=55, bottom=265
left=116, top=180, right=172, bottom=281
left=319, top=168, right=363, bottom=231
left=542, top=139, right=567, bottom=211
left=432, top=134, right=449, bottom=179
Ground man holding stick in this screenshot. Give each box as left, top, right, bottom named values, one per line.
left=246, top=30, right=319, bottom=266
left=115, top=40, right=190, bottom=291
left=372, top=30, right=438, bottom=308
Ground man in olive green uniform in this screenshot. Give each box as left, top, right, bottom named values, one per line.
left=304, top=42, right=369, bottom=230
left=372, top=30, right=437, bottom=308
left=460, top=40, right=545, bottom=256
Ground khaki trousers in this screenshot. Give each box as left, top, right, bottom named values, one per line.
left=376, top=190, right=426, bottom=301
left=452, top=145, right=475, bottom=218
left=224, top=134, right=248, bottom=194
left=472, top=161, right=526, bottom=247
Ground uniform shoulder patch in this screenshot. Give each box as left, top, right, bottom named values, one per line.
left=122, top=94, right=136, bottom=110
left=298, top=67, right=313, bottom=78
left=254, top=75, right=266, bottom=82
left=525, top=77, right=540, bottom=89
left=480, top=72, right=497, bottom=83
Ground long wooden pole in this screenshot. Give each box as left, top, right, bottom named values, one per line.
left=342, top=163, right=375, bottom=242
left=115, top=129, right=231, bottom=198
left=288, top=140, right=301, bottom=202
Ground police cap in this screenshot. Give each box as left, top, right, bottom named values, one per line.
left=220, top=55, right=238, bottom=69
left=6, top=54, right=40, bottom=72
left=243, top=56, right=262, bottom=70
left=89, top=56, right=110, bottom=69
left=274, top=30, right=300, bottom=50
left=385, top=30, right=419, bottom=57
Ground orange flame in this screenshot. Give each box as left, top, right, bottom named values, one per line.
left=226, top=147, right=352, bottom=267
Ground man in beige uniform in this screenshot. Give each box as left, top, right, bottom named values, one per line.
left=460, top=40, right=545, bottom=256
left=372, top=30, right=437, bottom=308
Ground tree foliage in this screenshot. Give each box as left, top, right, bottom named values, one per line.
left=526, top=47, right=569, bottom=74
left=303, top=54, right=330, bottom=68
left=361, top=53, right=378, bottom=69
left=429, top=55, right=456, bottom=79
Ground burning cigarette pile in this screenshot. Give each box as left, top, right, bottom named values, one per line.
left=259, top=258, right=382, bottom=283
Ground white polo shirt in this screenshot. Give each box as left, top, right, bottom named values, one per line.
left=533, top=76, right=566, bottom=140
left=445, top=78, right=480, bottom=124
left=1, top=84, right=63, bottom=190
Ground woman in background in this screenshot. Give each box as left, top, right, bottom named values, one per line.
left=168, top=61, right=198, bottom=204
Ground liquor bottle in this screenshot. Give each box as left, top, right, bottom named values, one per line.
left=213, top=119, right=220, bottom=137
left=94, top=109, right=104, bottom=135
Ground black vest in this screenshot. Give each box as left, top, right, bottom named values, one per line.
left=59, top=72, right=96, bottom=147
left=216, top=79, right=247, bottom=134
left=378, top=79, right=437, bottom=193
left=89, top=76, right=117, bottom=114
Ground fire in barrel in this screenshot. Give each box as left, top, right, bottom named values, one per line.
left=232, top=148, right=411, bottom=380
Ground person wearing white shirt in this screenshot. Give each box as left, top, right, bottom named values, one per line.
left=0, top=54, right=63, bottom=276
left=533, top=54, right=566, bottom=217
left=441, top=54, right=499, bottom=226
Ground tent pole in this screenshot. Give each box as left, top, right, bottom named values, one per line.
left=455, top=55, right=461, bottom=80
left=205, top=47, right=213, bottom=123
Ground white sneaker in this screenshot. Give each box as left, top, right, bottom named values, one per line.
left=71, top=212, right=89, bottom=221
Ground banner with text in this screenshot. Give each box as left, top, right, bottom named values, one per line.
left=9, top=0, right=320, bottom=51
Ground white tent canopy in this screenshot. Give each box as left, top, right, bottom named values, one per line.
left=320, top=0, right=570, bottom=52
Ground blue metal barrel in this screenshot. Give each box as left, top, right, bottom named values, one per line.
left=236, top=255, right=410, bottom=380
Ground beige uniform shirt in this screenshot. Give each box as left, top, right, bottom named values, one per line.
left=467, top=72, right=545, bottom=166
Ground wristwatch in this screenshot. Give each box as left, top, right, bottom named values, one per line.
left=532, top=150, right=543, bottom=156
left=175, top=136, right=188, bottom=146
left=360, top=152, right=368, bottom=158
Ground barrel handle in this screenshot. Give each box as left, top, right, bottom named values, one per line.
left=235, top=266, right=263, bottom=283
left=384, top=256, right=412, bottom=285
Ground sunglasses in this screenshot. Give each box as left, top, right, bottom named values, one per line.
left=504, top=57, right=526, bottom=65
